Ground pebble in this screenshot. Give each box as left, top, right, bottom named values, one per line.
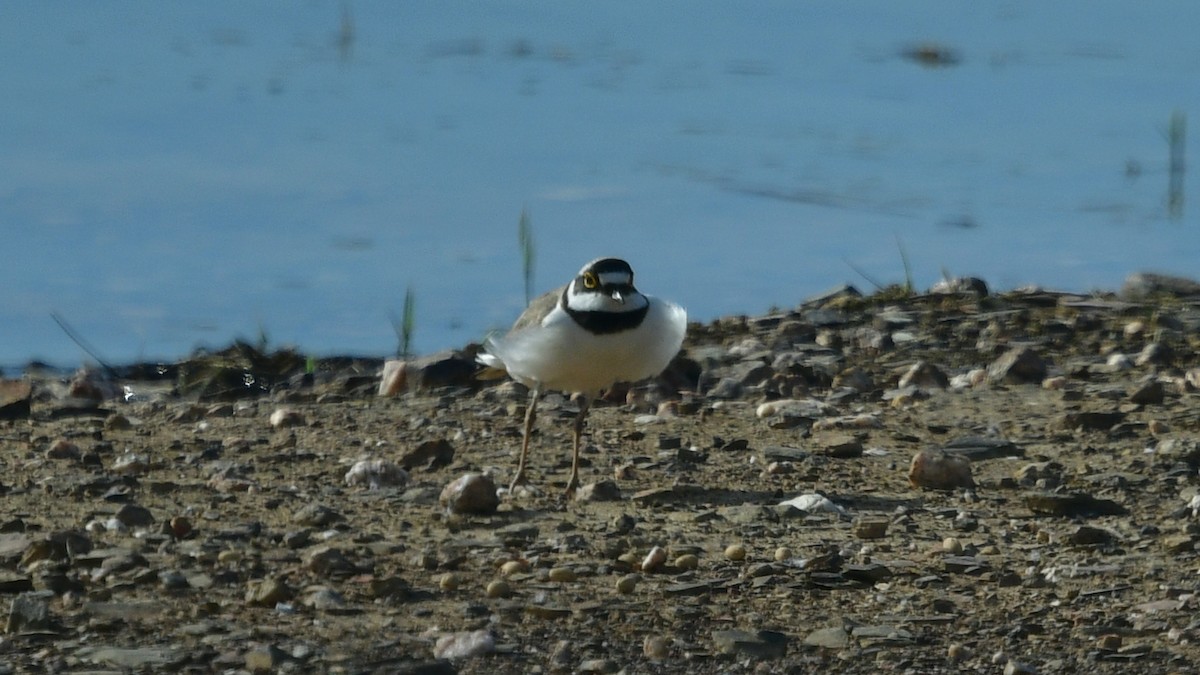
left=246, top=578, right=292, bottom=607
left=987, top=346, right=1047, bottom=384
left=908, top=449, right=974, bottom=490
left=5, top=591, right=51, bottom=633
left=269, top=407, right=305, bottom=429
left=724, top=543, right=747, bottom=561
left=439, top=473, right=499, bottom=515
left=777, top=493, right=847, bottom=515
left=853, top=518, right=889, bottom=540
left=433, top=629, right=495, bottom=660
left=643, top=635, right=669, bottom=660
left=343, top=459, right=409, bottom=489
left=674, top=553, right=699, bottom=570
left=46, top=439, right=81, bottom=460
left=774, top=546, right=791, bottom=562
left=641, top=546, right=668, bottom=572
left=713, top=629, right=789, bottom=658
left=500, top=559, right=530, bottom=576
left=485, top=579, right=511, bottom=598
left=615, top=574, right=639, bottom=594
left=548, top=566, right=576, bottom=583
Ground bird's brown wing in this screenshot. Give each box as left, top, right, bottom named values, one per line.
left=508, top=286, right=564, bottom=333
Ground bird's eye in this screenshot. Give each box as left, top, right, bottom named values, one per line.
left=582, top=272, right=598, bottom=289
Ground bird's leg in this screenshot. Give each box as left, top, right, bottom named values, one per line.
left=565, top=395, right=592, bottom=497
left=511, top=384, right=541, bottom=492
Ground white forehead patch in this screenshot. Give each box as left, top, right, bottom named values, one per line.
left=598, top=271, right=632, bottom=286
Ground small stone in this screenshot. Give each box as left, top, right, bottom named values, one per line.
left=439, top=473, right=499, bottom=515
left=398, top=438, right=456, bottom=472
left=821, top=434, right=864, bottom=459
left=378, top=359, right=410, bottom=396
left=499, top=559, right=530, bottom=577
left=897, top=361, right=949, bottom=389
left=1068, top=525, right=1115, bottom=546
left=104, top=413, right=133, bottom=431
left=724, top=543, right=747, bottom=562
left=344, top=459, right=409, bottom=489
left=988, top=346, right=1047, bottom=384
left=269, top=407, right=305, bottom=429
left=774, top=546, right=791, bottom=562
left=643, top=635, right=669, bottom=660
left=576, top=480, right=622, bottom=502
left=641, top=546, right=668, bottom=572
left=485, top=579, right=511, bottom=598
left=942, top=537, right=964, bottom=555
left=5, top=591, right=51, bottom=633
left=577, top=658, right=620, bottom=673
left=853, top=518, right=889, bottom=540
left=804, top=626, right=850, bottom=649
left=169, top=516, right=193, bottom=539
left=439, top=572, right=463, bottom=591
left=245, top=644, right=288, bottom=674
left=433, top=629, right=495, bottom=660
left=615, top=574, right=639, bottom=594
left=1097, top=634, right=1122, bottom=651
left=713, top=629, right=789, bottom=659
left=303, top=546, right=356, bottom=576
left=0, top=379, right=32, bottom=420
left=947, top=642, right=970, bottom=663
left=292, top=503, right=342, bottom=527
left=114, top=503, right=155, bottom=528
left=46, top=439, right=80, bottom=460
left=1041, top=376, right=1068, bottom=390
left=909, top=449, right=974, bottom=490
left=548, top=566, right=576, bottom=583
left=1128, top=380, right=1165, bottom=405
left=246, top=578, right=293, bottom=607
left=674, top=553, right=699, bottom=571
left=1162, top=534, right=1194, bottom=554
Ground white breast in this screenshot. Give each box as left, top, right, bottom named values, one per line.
left=483, top=296, right=686, bottom=395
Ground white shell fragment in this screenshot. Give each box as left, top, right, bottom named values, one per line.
left=778, top=493, right=848, bottom=516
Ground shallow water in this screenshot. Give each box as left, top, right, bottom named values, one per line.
left=2, top=2, right=1198, bottom=369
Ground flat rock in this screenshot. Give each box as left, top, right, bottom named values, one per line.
left=1025, top=492, right=1127, bottom=517
left=0, top=379, right=31, bottom=419
left=712, top=629, right=789, bottom=659
left=987, top=346, right=1047, bottom=384
left=803, top=626, right=850, bottom=649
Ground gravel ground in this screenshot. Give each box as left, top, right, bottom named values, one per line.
left=2, top=278, right=1200, bottom=674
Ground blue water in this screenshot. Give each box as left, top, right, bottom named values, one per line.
left=3, top=2, right=1199, bottom=370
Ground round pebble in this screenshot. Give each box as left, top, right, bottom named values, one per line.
left=548, top=566, right=577, bottom=583
left=774, top=546, right=791, bottom=562
left=643, top=635, right=669, bottom=659
left=439, top=572, right=462, bottom=591
left=485, top=579, right=511, bottom=598
left=641, top=546, right=667, bottom=572
left=499, top=560, right=529, bottom=577
left=724, top=543, right=747, bottom=562
left=942, top=537, right=964, bottom=554
left=673, top=554, right=699, bottom=571
left=615, top=574, right=638, bottom=594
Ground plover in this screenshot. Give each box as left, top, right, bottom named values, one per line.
left=479, top=257, right=687, bottom=496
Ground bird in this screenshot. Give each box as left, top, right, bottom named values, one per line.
left=478, top=257, right=687, bottom=497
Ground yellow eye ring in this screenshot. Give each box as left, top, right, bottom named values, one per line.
left=582, top=272, right=598, bottom=289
